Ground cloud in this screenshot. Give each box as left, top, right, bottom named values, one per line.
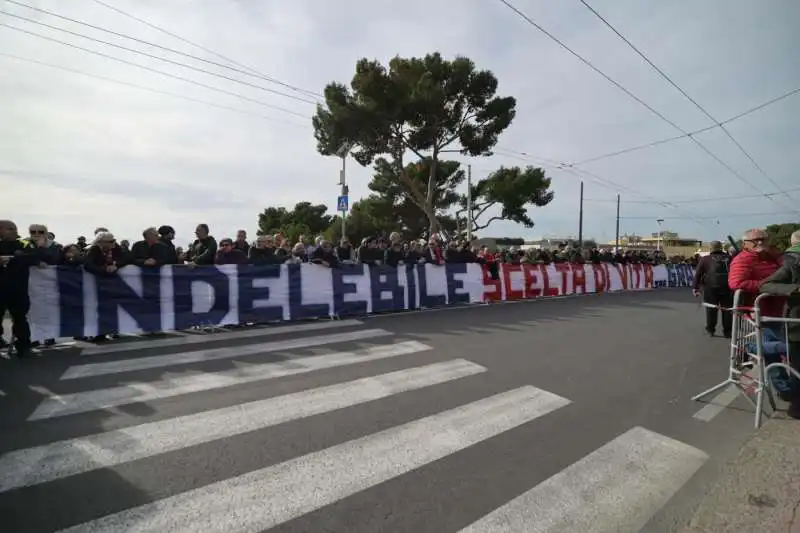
left=0, top=0, right=797, bottom=247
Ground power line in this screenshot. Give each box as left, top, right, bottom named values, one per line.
left=568, top=85, right=800, bottom=166
left=489, top=148, right=711, bottom=225
left=586, top=185, right=800, bottom=205
left=0, top=9, right=319, bottom=105
left=5, top=0, right=322, bottom=100
left=0, top=52, right=311, bottom=128
left=0, top=22, right=312, bottom=120
left=86, top=0, right=321, bottom=99
left=621, top=210, right=798, bottom=221
left=497, top=0, right=798, bottom=214
left=577, top=0, right=797, bottom=205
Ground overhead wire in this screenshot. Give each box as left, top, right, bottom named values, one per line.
left=585, top=185, right=800, bottom=205
left=568, top=85, right=800, bottom=166
left=0, top=9, right=319, bottom=105
left=85, top=0, right=322, bottom=99
left=496, top=0, right=798, bottom=214
left=621, top=210, right=799, bottom=221
left=0, top=22, right=312, bottom=120
left=0, top=52, right=311, bottom=128
left=488, top=148, right=711, bottom=225
left=577, top=0, right=797, bottom=205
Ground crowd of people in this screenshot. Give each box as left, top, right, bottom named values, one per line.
left=0, top=218, right=700, bottom=358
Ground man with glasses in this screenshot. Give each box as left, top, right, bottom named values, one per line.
left=729, top=228, right=784, bottom=319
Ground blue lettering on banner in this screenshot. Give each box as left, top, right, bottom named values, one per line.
left=287, top=264, right=330, bottom=320
left=331, top=263, right=368, bottom=317
left=369, top=265, right=405, bottom=313
left=56, top=266, right=84, bottom=336
left=97, top=268, right=162, bottom=334
left=664, top=264, right=694, bottom=287
left=405, top=263, right=418, bottom=310
left=172, top=266, right=231, bottom=330
left=236, top=264, right=284, bottom=323
left=416, top=264, right=447, bottom=309
left=444, top=262, right=470, bottom=305
left=34, top=262, right=675, bottom=339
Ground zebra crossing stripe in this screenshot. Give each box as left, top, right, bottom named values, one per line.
left=56, top=386, right=571, bottom=533
left=28, top=341, right=433, bottom=421
left=459, top=426, right=708, bottom=533
left=78, top=320, right=364, bottom=356
left=62, top=328, right=393, bottom=379
left=0, top=359, right=486, bottom=492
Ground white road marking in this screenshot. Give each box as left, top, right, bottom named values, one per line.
left=57, top=386, right=571, bottom=533
left=1, top=359, right=485, bottom=492
left=79, top=319, right=363, bottom=356
left=692, top=384, right=741, bottom=422
left=62, top=328, right=392, bottom=379
left=459, top=426, right=708, bottom=533
left=28, top=341, right=432, bottom=421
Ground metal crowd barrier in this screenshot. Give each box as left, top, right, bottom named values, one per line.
left=691, top=290, right=775, bottom=428
left=753, top=293, right=800, bottom=428
left=692, top=290, right=800, bottom=428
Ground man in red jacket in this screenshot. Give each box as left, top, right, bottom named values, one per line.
left=728, top=228, right=784, bottom=317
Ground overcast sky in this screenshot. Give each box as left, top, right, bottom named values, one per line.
left=1, top=0, right=798, bottom=247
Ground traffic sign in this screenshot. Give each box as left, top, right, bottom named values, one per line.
left=337, top=195, right=349, bottom=213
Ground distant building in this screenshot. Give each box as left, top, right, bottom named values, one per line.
left=605, top=231, right=705, bottom=256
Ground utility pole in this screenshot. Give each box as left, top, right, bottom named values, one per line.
left=656, top=218, right=664, bottom=252
left=339, top=155, right=348, bottom=238
left=336, top=143, right=351, bottom=239
left=467, top=164, right=473, bottom=242
left=577, top=180, right=584, bottom=249
left=615, top=194, right=620, bottom=252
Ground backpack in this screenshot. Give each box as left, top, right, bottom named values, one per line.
left=705, top=253, right=730, bottom=289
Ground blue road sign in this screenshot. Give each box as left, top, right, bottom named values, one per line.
left=337, top=195, right=349, bottom=212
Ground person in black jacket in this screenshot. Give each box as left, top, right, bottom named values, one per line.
left=248, top=235, right=286, bottom=266
left=187, top=224, right=217, bottom=267
left=84, top=232, right=128, bottom=276
left=311, top=240, right=339, bottom=268
left=0, top=220, right=48, bottom=357
left=693, top=241, right=733, bottom=337
left=157, top=225, right=180, bottom=264
left=131, top=227, right=172, bottom=267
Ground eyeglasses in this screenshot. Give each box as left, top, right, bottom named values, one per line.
left=30, top=230, right=45, bottom=235
left=744, top=238, right=766, bottom=243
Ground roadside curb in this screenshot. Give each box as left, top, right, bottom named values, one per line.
left=681, top=412, right=800, bottom=533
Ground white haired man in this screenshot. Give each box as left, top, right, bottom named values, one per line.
left=760, top=230, right=800, bottom=419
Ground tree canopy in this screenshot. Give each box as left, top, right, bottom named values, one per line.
left=312, top=53, right=516, bottom=232
left=457, top=165, right=554, bottom=233
left=765, top=222, right=800, bottom=250
left=257, top=202, right=332, bottom=243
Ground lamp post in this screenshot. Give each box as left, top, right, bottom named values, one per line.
left=336, top=144, right=352, bottom=238
left=656, top=219, right=664, bottom=252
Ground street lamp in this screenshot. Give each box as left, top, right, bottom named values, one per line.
left=656, top=219, right=664, bottom=252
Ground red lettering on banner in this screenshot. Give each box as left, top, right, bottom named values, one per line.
left=612, top=263, right=629, bottom=290
left=522, top=263, right=558, bottom=298
left=592, top=264, right=607, bottom=293
left=481, top=264, right=502, bottom=301
left=631, top=263, right=642, bottom=289
left=572, top=264, right=587, bottom=294
left=553, top=263, right=571, bottom=295
left=501, top=263, right=524, bottom=301
left=643, top=264, right=654, bottom=288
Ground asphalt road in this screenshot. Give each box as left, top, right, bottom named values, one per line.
left=0, top=289, right=761, bottom=533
